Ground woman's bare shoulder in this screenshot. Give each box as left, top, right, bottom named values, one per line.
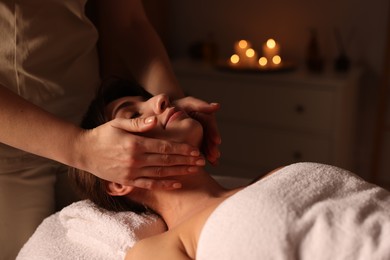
left=125, top=230, right=192, bottom=260
left=125, top=199, right=227, bottom=260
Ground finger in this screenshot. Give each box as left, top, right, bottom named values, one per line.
left=204, top=115, right=222, bottom=144
left=206, top=146, right=220, bottom=165
left=140, top=137, right=200, bottom=157
left=136, top=153, right=206, bottom=168
left=203, top=136, right=220, bottom=163
left=205, top=125, right=221, bottom=159
left=131, top=178, right=183, bottom=190
left=175, top=97, right=220, bottom=114
left=110, top=116, right=157, bottom=132
left=138, top=165, right=202, bottom=178
left=187, top=101, right=220, bottom=113
left=189, top=111, right=221, bottom=144
left=192, top=112, right=221, bottom=160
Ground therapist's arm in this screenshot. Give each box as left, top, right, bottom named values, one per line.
left=95, top=0, right=183, bottom=99
left=0, top=86, right=201, bottom=188
left=94, top=0, right=221, bottom=163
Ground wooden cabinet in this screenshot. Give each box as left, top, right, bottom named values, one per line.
left=174, top=61, right=361, bottom=179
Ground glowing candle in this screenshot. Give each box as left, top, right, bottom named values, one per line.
left=244, top=48, right=258, bottom=68
left=230, top=54, right=240, bottom=67
left=258, top=57, right=268, bottom=67
left=272, top=55, right=282, bottom=66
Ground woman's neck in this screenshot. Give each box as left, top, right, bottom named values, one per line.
left=135, top=170, right=233, bottom=229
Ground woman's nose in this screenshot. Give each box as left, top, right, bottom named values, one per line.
left=153, top=94, right=170, bottom=114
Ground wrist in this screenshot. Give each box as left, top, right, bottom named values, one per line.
left=63, top=126, right=89, bottom=171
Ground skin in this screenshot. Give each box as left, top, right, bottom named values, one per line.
left=93, top=0, right=222, bottom=163
left=0, top=0, right=221, bottom=189
left=103, top=94, right=278, bottom=259
left=93, top=0, right=222, bottom=165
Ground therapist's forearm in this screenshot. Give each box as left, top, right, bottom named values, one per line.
left=0, top=86, right=82, bottom=167
left=96, top=0, right=184, bottom=100
left=123, top=19, right=184, bottom=100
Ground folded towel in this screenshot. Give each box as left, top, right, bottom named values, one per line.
left=17, top=200, right=165, bottom=260
left=197, top=162, right=390, bottom=259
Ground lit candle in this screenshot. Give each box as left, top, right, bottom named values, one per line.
left=272, top=55, right=282, bottom=66
left=244, top=48, right=258, bottom=68
left=258, top=57, right=268, bottom=67
left=230, top=54, right=240, bottom=67
left=262, top=38, right=281, bottom=67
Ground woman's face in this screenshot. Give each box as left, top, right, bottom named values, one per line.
left=105, top=94, right=203, bottom=147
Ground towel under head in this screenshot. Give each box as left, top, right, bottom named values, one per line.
left=17, top=200, right=165, bottom=260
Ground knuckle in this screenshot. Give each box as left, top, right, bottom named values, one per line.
left=125, top=138, right=140, bottom=152
left=143, top=180, right=153, bottom=190
left=120, top=153, right=138, bottom=168
left=159, top=142, right=172, bottom=154
left=129, top=118, right=141, bottom=129
left=154, top=167, right=164, bottom=177
left=161, top=154, right=171, bottom=165
left=149, top=181, right=158, bottom=189
left=127, top=156, right=138, bottom=167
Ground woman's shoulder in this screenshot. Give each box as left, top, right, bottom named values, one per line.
left=125, top=229, right=192, bottom=260
left=178, top=197, right=230, bottom=258
left=126, top=199, right=227, bottom=260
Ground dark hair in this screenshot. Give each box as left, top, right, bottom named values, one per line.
left=69, top=77, right=153, bottom=213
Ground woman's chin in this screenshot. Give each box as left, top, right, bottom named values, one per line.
left=167, top=121, right=203, bottom=148
left=171, top=134, right=203, bottom=148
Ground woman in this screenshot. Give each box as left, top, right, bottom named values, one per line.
left=0, top=1, right=221, bottom=257
left=72, top=78, right=390, bottom=260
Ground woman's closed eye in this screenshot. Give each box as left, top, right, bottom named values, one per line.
left=130, top=112, right=141, bottom=119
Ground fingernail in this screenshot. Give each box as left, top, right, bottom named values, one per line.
left=188, top=166, right=199, bottom=173
left=172, top=183, right=182, bottom=189
left=191, top=150, right=200, bottom=156
left=196, top=159, right=205, bottom=166
left=145, top=116, right=155, bottom=124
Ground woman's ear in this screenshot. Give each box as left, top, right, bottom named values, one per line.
left=106, top=182, right=134, bottom=196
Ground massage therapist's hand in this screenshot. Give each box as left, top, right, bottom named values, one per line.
left=76, top=116, right=204, bottom=189
left=173, top=96, right=221, bottom=165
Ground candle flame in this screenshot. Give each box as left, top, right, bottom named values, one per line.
left=266, top=39, right=276, bottom=49
left=246, top=48, right=255, bottom=58
left=272, top=55, right=282, bottom=65
left=230, top=54, right=240, bottom=64
left=259, top=57, right=268, bottom=66
left=238, top=40, right=248, bottom=49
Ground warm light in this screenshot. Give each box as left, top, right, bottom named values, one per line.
left=238, top=40, right=248, bottom=49
left=266, top=39, right=276, bottom=49
left=258, top=57, right=268, bottom=66
left=246, top=48, right=255, bottom=58
left=272, top=55, right=282, bottom=65
left=230, top=54, right=240, bottom=64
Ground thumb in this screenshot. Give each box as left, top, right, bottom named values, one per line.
left=175, top=97, right=220, bottom=114
left=110, top=116, right=157, bottom=133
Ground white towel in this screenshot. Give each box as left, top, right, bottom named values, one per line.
left=197, top=162, right=390, bottom=260
left=17, top=200, right=165, bottom=260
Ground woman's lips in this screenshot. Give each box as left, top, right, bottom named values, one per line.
left=166, top=110, right=185, bottom=127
